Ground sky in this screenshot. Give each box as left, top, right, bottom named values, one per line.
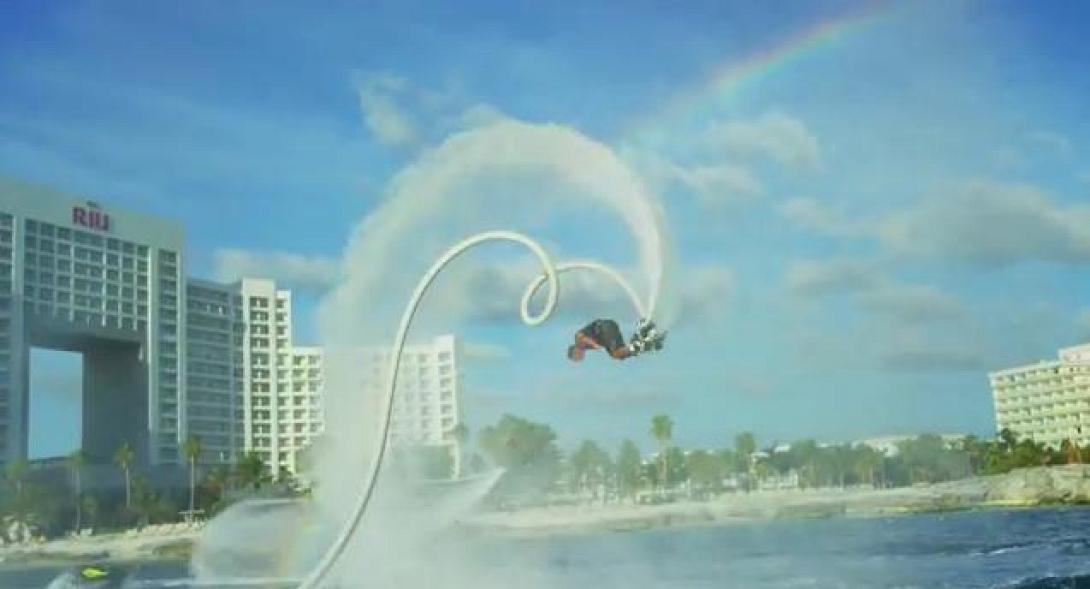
left=5, top=1, right=1090, bottom=456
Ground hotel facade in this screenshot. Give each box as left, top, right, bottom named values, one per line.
left=989, top=343, right=1090, bottom=448
left=1, top=178, right=462, bottom=475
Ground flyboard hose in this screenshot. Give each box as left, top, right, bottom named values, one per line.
left=296, top=231, right=653, bottom=588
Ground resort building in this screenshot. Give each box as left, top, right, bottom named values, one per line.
left=0, top=176, right=463, bottom=477
left=0, top=177, right=186, bottom=467
left=989, top=343, right=1090, bottom=448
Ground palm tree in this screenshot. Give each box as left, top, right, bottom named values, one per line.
left=81, top=495, right=99, bottom=532
left=113, top=441, right=136, bottom=509
left=67, top=449, right=87, bottom=533
left=650, top=414, right=673, bottom=489
left=183, top=435, right=202, bottom=515
left=235, top=452, right=268, bottom=490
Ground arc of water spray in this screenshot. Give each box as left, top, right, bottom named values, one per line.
left=297, top=230, right=652, bottom=588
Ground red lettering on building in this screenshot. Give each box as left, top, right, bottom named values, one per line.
left=72, top=204, right=111, bottom=232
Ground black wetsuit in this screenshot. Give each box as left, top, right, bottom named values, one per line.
left=581, top=319, right=625, bottom=353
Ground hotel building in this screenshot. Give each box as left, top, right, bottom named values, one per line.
left=989, top=343, right=1090, bottom=448
left=0, top=177, right=185, bottom=467
left=1, top=177, right=462, bottom=475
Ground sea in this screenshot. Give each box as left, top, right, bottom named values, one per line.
left=4, top=507, right=1090, bottom=588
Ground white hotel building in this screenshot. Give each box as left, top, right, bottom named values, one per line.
left=989, top=343, right=1090, bottom=448
left=0, top=177, right=463, bottom=475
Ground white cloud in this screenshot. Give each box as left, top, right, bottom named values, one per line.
left=705, top=111, right=820, bottom=170
left=356, top=73, right=418, bottom=146
left=670, top=163, right=763, bottom=208
left=879, top=180, right=1090, bottom=265
left=859, top=284, right=963, bottom=323
left=785, top=259, right=881, bottom=297
left=783, top=181, right=1090, bottom=267
left=785, top=258, right=964, bottom=323
left=457, top=103, right=509, bottom=130
left=213, top=249, right=341, bottom=293
left=777, top=197, right=863, bottom=237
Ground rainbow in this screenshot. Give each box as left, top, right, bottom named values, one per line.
left=625, top=2, right=896, bottom=140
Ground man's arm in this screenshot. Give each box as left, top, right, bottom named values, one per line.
left=575, top=331, right=600, bottom=350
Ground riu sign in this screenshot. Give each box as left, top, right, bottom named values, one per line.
left=72, top=202, right=111, bottom=232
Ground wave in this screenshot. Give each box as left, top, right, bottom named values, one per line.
left=1003, top=573, right=1090, bottom=588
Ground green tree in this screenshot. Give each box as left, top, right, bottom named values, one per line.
left=235, top=452, right=269, bottom=490
left=853, top=445, right=884, bottom=488
left=67, top=449, right=87, bottom=532
left=734, top=432, right=757, bottom=492
left=113, top=441, right=136, bottom=509
left=478, top=414, right=562, bottom=497
left=3, top=459, right=34, bottom=523
left=183, top=435, right=202, bottom=515
left=5, top=458, right=28, bottom=499
left=615, top=439, right=643, bottom=499
left=664, top=447, right=688, bottom=487
left=81, top=495, right=99, bottom=531
left=568, top=440, right=611, bottom=497
left=650, top=414, right=674, bottom=488
left=789, top=439, right=821, bottom=488
left=998, top=428, right=1018, bottom=453
left=200, top=465, right=233, bottom=515
left=687, top=449, right=725, bottom=493
left=959, top=435, right=987, bottom=474
left=130, top=476, right=176, bottom=527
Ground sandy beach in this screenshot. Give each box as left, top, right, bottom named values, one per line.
left=461, top=465, right=1090, bottom=535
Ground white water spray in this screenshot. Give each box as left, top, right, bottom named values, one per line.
left=192, top=119, right=671, bottom=588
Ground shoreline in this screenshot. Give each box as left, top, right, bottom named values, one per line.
left=5, top=465, right=1090, bottom=567
left=458, top=465, right=1090, bottom=536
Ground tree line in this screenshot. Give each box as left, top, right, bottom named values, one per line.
left=0, top=436, right=302, bottom=541
left=467, top=413, right=1090, bottom=505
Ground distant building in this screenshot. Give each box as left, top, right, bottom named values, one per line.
left=989, top=343, right=1090, bottom=448
left=853, top=434, right=964, bottom=457
left=353, top=335, right=464, bottom=476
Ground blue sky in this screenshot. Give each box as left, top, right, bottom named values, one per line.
left=6, top=1, right=1090, bottom=456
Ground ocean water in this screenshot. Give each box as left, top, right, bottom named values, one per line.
left=5, top=507, right=1090, bottom=588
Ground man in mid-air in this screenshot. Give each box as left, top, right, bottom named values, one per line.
left=566, top=318, right=665, bottom=362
